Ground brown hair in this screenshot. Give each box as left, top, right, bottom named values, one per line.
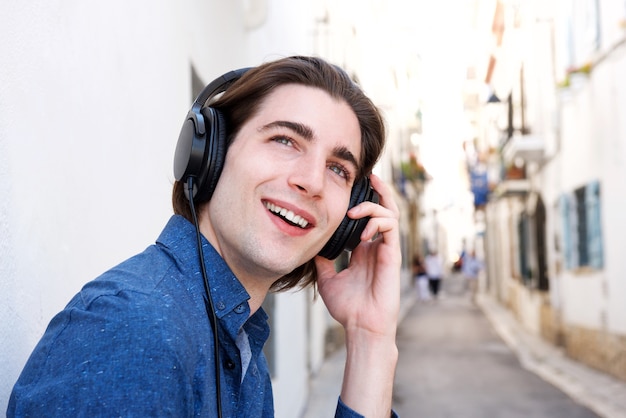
left=172, top=56, right=386, bottom=291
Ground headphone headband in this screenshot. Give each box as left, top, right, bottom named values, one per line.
left=190, top=68, right=252, bottom=136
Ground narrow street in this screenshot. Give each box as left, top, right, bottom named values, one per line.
left=392, top=273, right=599, bottom=418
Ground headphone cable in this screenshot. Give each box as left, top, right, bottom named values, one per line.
left=187, top=177, right=223, bottom=418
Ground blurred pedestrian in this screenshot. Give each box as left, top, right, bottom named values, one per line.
left=413, top=254, right=431, bottom=301
left=462, top=250, right=483, bottom=303
left=424, top=249, right=444, bottom=299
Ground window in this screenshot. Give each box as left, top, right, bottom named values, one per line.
left=518, top=212, right=531, bottom=283
left=559, top=180, right=604, bottom=270
left=575, top=187, right=589, bottom=266
left=555, top=0, right=600, bottom=79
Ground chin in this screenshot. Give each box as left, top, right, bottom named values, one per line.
left=262, top=250, right=313, bottom=276
left=237, top=234, right=317, bottom=274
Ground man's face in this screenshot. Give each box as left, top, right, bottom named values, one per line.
left=204, top=84, right=362, bottom=282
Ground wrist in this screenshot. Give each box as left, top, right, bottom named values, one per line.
left=344, top=327, right=398, bottom=358
left=340, top=330, right=398, bottom=417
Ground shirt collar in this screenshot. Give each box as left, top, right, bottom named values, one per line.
left=156, top=215, right=252, bottom=320
left=157, top=215, right=270, bottom=345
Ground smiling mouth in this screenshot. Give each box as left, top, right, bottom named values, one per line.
left=264, top=202, right=310, bottom=229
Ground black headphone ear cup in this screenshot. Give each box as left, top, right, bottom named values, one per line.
left=192, top=107, right=228, bottom=202
left=318, top=177, right=379, bottom=260
left=174, top=67, right=250, bottom=202
left=173, top=109, right=207, bottom=200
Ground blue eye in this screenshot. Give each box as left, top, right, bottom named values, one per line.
left=273, top=136, right=293, bottom=146
left=329, top=164, right=351, bottom=181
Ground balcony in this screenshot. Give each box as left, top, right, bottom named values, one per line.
left=493, top=178, right=530, bottom=198
left=502, top=134, right=545, bottom=165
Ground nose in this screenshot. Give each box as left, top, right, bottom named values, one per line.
left=288, top=156, right=325, bottom=197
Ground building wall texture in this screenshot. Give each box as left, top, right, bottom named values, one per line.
left=0, top=1, right=320, bottom=415
left=479, top=0, right=626, bottom=384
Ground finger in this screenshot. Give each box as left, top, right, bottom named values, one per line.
left=360, top=215, right=399, bottom=242
left=314, top=255, right=338, bottom=280
left=369, top=174, right=399, bottom=217
left=348, top=177, right=399, bottom=222
left=348, top=198, right=397, bottom=223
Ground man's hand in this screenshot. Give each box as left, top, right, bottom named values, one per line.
left=315, top=173, right=401, bottom=417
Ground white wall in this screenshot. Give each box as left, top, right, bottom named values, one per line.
left=1, top=2, right=192, bottom=408
left=273, top=291, right=309, bottom=418
left=556, top=50, right=626, bottom=334
left=540, top=0, right=626, bottom=337
left=477, top=0, right=626, bottom=346
left=602, top=52, right=626, bottom=334
left=0, top=0, right=322, bottom=413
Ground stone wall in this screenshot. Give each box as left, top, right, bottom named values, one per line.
left=564, top=324, right=626, bottom=382
left=539, top=302, right=564, bottom=347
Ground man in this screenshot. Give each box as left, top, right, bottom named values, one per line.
left=8, top=56, right=401, bottom=417
left=424, top=249, right=444, bottom=299
left=412, top=253, right=430, bottom=301
left=461, top=250, right=483, bottom=303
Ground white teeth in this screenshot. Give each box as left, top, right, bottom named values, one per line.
left=265, top=202, right=309, bottom=228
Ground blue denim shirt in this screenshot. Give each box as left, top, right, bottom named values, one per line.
left=8, top=215, right=368, bottom=417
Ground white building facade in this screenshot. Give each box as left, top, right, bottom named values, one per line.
left=467, top=0, right=626, bottom=383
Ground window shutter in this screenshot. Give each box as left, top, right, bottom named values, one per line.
left=586, top=181, right=604, bottom=269
left=560, top=194, right=574, bottom=269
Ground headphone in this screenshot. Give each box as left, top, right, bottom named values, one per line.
left=173, top=68, right=379, bottom=260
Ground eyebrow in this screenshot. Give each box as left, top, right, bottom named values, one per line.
left=260, top=120, right=360, bottom=172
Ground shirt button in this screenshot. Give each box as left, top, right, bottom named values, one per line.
left=234, top=304, right=245, bottom=314
left=225, top=359, right=236, bottom=370
left=216, top=301, right=226, bottom=310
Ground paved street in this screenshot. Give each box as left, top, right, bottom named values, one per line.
left=302, top=271, right=626, bottom=418
left=392, top=273, right=598, bottom=417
